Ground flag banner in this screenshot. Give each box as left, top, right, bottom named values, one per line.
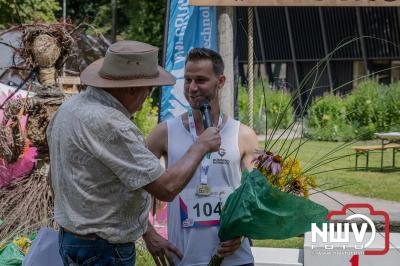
left=160, top=0, right=217, bottom=121
left=190, top=0, right=400, bottom=7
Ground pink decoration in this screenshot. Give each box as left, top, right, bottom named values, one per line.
left=0, top=93, right=37, bottom=188
left=148, top=202, right=168, bottom=239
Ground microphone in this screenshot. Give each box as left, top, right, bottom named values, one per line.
left=199, top=99, right=212, bottom=129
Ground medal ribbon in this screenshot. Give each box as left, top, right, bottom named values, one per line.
left=188, top=109, right=223, bottom=185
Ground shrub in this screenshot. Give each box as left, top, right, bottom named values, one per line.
left=305, top=119, right=357, bottom=142
left=132, top=97, right=158, bottom=137
left=385, top=82, right=400, bottom=131
left=266, top=88, right=294, bottom=130
left=238, top=81, right=295, bottom=134
left=306, top=94, right=356, bottom=141
left=307, top=94, right=346, bottom=129
left=307, top=79, right=400, bottom=141
left=344, top=79, right=383, bottom=138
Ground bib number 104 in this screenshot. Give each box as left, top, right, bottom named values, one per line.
left=193, top=202, right=222, bottom=217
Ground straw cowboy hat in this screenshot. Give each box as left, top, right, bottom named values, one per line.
left=80, top=40, right=175, bottom=88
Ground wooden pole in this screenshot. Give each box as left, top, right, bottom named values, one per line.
left=356, top=7, right=369, bottom=74
left=111, top=0, right=117, bottom=43
left=248, top=7, right=254, bottom=129
left=218, top=7, right=235, bottom=117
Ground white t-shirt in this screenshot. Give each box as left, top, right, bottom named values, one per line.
left=166, top=115, right=254, bottom=266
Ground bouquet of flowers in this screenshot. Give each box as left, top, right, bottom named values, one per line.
left=208, top=149, right=328, bottom=266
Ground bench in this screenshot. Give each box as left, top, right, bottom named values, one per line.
left=353, top=143, right=400, bottom=171
left=57, top=75, right=80, bottom=94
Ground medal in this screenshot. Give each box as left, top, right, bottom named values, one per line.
left=196, top=184, right=211, bottom=196
left=188, top=110, right=223, bottom=198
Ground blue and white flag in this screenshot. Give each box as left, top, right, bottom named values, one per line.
left=160, top=0, right=217, bottom=121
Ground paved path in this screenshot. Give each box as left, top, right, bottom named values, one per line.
left=257, top=129, right=302, bottom=142
left=309, top=190, right=400, bottom=222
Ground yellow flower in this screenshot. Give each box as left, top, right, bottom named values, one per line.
left=13, top=236, right=32, bottom=254
left=263, top=158, right=316, bottom=198
left=322, top=114, right=330, bottom=121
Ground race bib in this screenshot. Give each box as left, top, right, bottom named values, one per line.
left=179, top=186, right=233, bottom=228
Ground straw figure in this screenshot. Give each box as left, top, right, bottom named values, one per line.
left=0, top=23, right=78, bottom=240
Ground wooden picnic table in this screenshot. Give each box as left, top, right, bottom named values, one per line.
left=374, top=132, right=400, bottom=171
left=353, top=132, right=400, bottom=171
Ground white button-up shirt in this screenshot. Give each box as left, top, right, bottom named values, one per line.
left=47, top=86, right=163, bottom=243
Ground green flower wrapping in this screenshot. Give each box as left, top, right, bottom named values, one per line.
left=218, top=169, right=328, bottom=242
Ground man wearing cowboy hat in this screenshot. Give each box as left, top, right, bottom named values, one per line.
left=47, top=40, right=221, bottom=265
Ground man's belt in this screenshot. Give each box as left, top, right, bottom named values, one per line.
left=62, top=227, right=100, bottom=241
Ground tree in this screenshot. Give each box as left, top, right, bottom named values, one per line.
left=59, top=0, right=166, bottom=52
left=0, top=0, right=60, bottom=29
left=122, top=0, right=166, bottom=51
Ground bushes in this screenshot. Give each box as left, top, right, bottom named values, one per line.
left=306, top=79, right=400, bottom=141
left=306, top=94, right=355, bottom=141
left=385, top=82, right=400, bottom=131
left=238, top=81, right=295, bottom=134
left=307, top=94, right=345, bottom=129
left=132, top=97, right=158, bottom=137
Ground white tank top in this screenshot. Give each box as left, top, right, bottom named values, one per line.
left=167, top=115, right=254, bottom=266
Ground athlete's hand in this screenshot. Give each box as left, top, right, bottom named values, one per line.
left=143, top=225, right=183, bottom=266
left=196, top=127, right=221, bottom=153
left=217, top=237, right=242, bottom=257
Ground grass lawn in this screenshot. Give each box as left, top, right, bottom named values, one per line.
left=253, top=237, right=304, bottom=249
left=260, top=139, right=400, bottom=202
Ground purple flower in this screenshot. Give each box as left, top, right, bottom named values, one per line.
left=253, top=150, right=283, bottom=175
left=269, top=155, right=283, bottom=175
left=253, top=150, right=273, bottom=165
left=260, top=153, right=282, bottom=176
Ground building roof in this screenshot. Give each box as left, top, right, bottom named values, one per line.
left=236, top=6, right=400, bottom=63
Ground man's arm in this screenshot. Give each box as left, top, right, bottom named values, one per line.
left=145, top=122, right=221, bottom=202
left=217, top=123, right=258, bottom=258
left=146, top=122, right=168, bottom=160
left=239, top=123, right=259, bottom=171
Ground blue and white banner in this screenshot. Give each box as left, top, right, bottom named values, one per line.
left=160, top=0, right=217, bottom=121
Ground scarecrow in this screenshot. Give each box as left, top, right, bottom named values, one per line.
left=0, top=23, right=78, bottom=241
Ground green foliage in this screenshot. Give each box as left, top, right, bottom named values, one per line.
left=56, top=0, right=110, bottom=25
left=0, top=0, right=60, bottom=28
left=238, top=81, right=294, bottom=134
left=306, top=94, right=355, bottom=141
left=132, top=97, right=158, bottom=138
left=253, top=237, right=304, bottom=249
left=307, top=94, right=345, bottom=129
left=382, top=81, right=400, bottom=131
left=306, top=118, right=356, bottom=142
left=344, top=80, right=381, bottom=138
left=121, top=1, right=165, bottom=52
left=64, top=0, right=165, bottom=56
left=136, top=240, right=156, bottom=266
left=266, top=89, right=294, bottom=130
left=307, top=79, right=400, bottom=141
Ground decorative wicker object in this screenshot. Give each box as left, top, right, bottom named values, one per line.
left=31, top=34, right=61, bottom=86
left=32, top=34, right=61, bottom=68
